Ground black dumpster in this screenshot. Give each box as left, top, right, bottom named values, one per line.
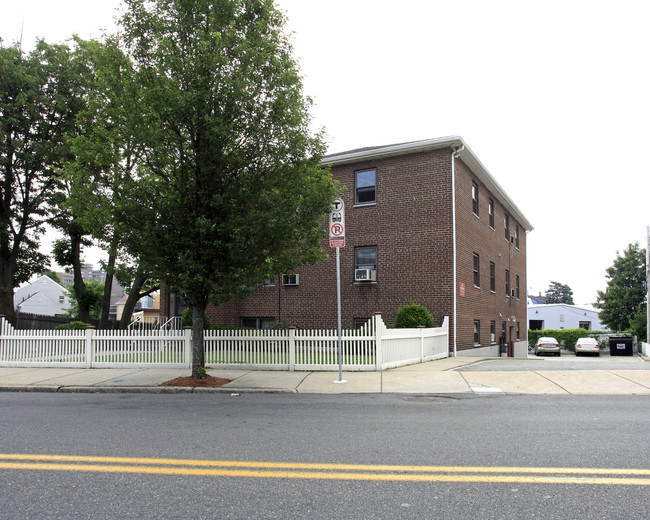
left=609, top=336, right=633, bottom=356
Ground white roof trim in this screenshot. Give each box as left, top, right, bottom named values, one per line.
left=528, top=303, right=600, bottom=313
left=323, top=136, right=533, bottom=232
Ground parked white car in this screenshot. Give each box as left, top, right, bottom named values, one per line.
left=575, top=337, right=600, bottom=356
left=535, top=337, right=560, bottom=356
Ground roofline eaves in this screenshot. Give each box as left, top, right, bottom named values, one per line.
left=322, top=136, right=534, bottom=232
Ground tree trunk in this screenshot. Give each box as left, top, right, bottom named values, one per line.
left=70, top=231, right=90, bottom=323
left=98, top=251, right=116, bottom=329
left=0, top=260, right=17, bottom=326
left=191, top=302, right=207, bottom=379
left=118, top=269, right=147, bottom=329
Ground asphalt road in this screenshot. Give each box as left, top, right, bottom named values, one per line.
left=1, top=392, right=649, bottom=519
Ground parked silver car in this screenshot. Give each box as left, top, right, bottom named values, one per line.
left=575, top=337, right=600, bottom=356
left=535, top=336, right=560, bottom=356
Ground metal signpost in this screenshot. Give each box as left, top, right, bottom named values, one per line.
left=330, top=199, right=346, bottom=384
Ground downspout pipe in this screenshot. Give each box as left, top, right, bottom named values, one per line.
left=451, top=145, right=464, bottom=357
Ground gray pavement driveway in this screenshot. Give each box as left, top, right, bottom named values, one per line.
left=456, top=353, right=648, bottom=372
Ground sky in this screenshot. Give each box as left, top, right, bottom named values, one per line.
left=2, top=0, right=649, bottom=306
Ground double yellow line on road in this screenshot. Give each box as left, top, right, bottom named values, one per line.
left=1, top=454, right=649, bottom=486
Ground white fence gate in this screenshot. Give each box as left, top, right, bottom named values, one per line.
left=0, top=315, right=449, bottom=371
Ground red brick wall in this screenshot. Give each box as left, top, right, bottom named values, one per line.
left=172, top=146, right=527, bottom=354
left=454, top=160, right=527, bottom=350
left=206, top=148, right=456, bottom=330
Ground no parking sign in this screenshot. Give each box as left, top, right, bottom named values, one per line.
left=329, top=199, right=345, bottom=247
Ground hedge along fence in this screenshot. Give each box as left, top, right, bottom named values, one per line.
left=528, top=329, right=613, bottom=352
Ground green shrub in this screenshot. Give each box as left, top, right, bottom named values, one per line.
left=272, top=321, right=291, bottom=330
left=394, top=302, right=435, bottom=328
left=55, top=321, right=93, bottom=331
left=181, top=308, right=211, bottom=330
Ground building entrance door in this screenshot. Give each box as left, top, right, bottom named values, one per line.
left=507, top=326, right=515, bottom=357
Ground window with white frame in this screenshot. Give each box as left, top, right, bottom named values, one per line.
left=354, top=318, right=371, bottom=329
left=355, top=169, right=376, bottom=204
left=490, top=320, right=496, bottom=344
left=473, top=253, right=480, bottom=287
left=488, top=199, right=494, bottom=229
left=515, top=225, right=520, bottom=249
left=516, top=275, right=520, bottom=299
left=241, top=317, right=275, bottom=330
left=282, top=274, right=299, bottom=286
left=504, top=214, right=510, bottom=242
left=490, top=261, right=495, bottom=292
left=474, top=320, right=480, bottom=345
left=355, top=246, right=377, bottom=269
left=472, top=181, right=479, bottom=216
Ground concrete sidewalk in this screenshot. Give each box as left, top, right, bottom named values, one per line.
left=1, top=356, right=650, bottom=395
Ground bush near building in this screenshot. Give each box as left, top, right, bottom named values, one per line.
left=394, top=303, right=435, bottom=328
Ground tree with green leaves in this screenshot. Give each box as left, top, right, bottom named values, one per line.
left=545, top=281, right=575, bottom=305
left=628, top=303, right=647, bottom=341
left=62, top=36, right=158, bottom=329
left=63, top=279, right=104, bottom=321
left=595, top=243, right=646, bottom=331
left=0, top=41, right=85, bottom=324
left=118, top=0, right=338, bottom=378
left=51, top=234, right=94, bottom=322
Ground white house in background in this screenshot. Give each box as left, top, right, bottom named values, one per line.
left=14, top=275, right=70, bottom=316
left=528, top=303, right=607, bottom=331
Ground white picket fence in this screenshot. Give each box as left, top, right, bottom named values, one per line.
left=0, top=315, right=449, bottom=371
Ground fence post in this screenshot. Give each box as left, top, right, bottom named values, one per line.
left=374, top=313, right=383, bottom=370
left=183, top=327, right=192, bottom=369
left=418, top=325, right=425, bottom=361
left=1, top=315, right=12, bottom=335
left=288, top=327, right=296, bottom=371
left=443, top=316, right=450, bottom=357
left=85, top=326, right=96, bottom=368
left=0, top=316, right=4, bottom=360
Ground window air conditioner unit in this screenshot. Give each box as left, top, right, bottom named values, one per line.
left=355, top=269, right=377, bottom=282
left=282, top=274, right=299, bottom=286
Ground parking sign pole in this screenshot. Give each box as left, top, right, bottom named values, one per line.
left=335, top=246, right=345, bottom=382
left=330, top=199, right=346, bottom=384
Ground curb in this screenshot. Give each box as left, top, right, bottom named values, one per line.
left=0, top=385, right=60, bottom=393
left=0, top=385, right=297, bottom=395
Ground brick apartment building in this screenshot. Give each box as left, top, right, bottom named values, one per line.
left=161, top=136, right=533, bottom=355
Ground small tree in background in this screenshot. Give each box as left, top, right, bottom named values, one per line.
left=628, top=303, right=647, bottom=341
left=394, top=302, right=435, bottom=328
left=181, top=308, right=210, bottom=331
left=63, top=279, right=104, bottom=321
left=595, top=243, right=646, bottom=331
left=545, top=281, right=574, bottom=304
